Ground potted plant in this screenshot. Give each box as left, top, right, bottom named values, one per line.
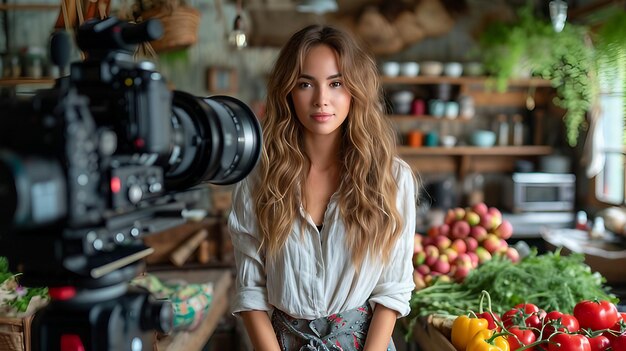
left=477, top=4, right=595, bottom=146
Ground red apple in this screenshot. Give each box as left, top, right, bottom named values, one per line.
left=451, top=238, right=467, bottom=254
left=427, top=226, right=439, bottom=238
left=416, top=264, right=430, bottom=276
left=414, top=237, right=423, bottom=254
left=438, top=223, right=450, bottom=236
left=506, top=247, right=520, bottom=262
left=454, top=265, right=471, bottom=281
left=454, top=207, right=466, bottom=220
left=464, top=211, right=481, bottom=227
left=494, top=220, right=513, bottom=240
left=413, top=270, right=426, bottom=290
left=451, top=220, right=471, bottom=239
left=488, top=207, right=503, bottom=229
left=424, top=245, right=439, bottom=266
left=475, top=246, right=492, bottom=264
left=470, top=226, right=488, bottom=242
left=434, top=235, right=452, bottom=251
left=479, top=213, right=492, bottom=230
left=432, top=256, right=450, bottom=274
left=464, top=237, right=479, bottom=252
left=455, top=253, right=473, bottom=268
left=482, top=234, right=502, bottom=254
left=443, top=248, right=458, bottom=262
left=421, top=236, right=433, bottom=247
left=413, top=251, right=426, bottom=266
left=472, top=202, right=489, bottom=216
left=445, top=209, right=460, bottom=225
left=467, top=252, right=479, bottom=267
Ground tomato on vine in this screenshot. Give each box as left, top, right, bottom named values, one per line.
left=586, top=335, right=611, bottom=351
left=547, top=333, right=591, bottom=351
left=573, top=300, right=619, bottom=331
left=543, top=311, right=580, bottom=335
left=507, top=326, right=537, bottom=351
left=503, top=303, right=546, bottom=330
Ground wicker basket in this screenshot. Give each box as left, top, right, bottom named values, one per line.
left=141, top=1, right=201, bottom=53
left=0, top=316, right=32, bottom=351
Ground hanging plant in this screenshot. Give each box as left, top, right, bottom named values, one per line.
left=478, top=4, right=595, bottom=146
left=594, top=10, right=626, bottom=144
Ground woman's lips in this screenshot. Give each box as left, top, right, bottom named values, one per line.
left=311, top=113, right=333, bottom=122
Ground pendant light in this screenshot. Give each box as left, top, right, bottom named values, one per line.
left=549, top=0, right=568, bottom=33
left=228, top=0, right=247, bottom=49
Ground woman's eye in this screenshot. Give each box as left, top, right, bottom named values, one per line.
left=298, top=82, right=312, bottom=89
left=330, top=81, right=342, bottom=88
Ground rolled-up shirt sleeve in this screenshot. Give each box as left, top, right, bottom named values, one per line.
left=369, top=161, right=417, bottom=317
left=228, top=179, right=273, bottom=315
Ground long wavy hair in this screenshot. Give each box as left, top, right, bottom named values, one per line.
left=253, top=24, right=403, bottom=267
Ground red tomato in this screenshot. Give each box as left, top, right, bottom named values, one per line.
left=503, top=303, right=546, bottom=330
left=548, top=333, right=591, bottom=351
left=543, top=311, right=580, bottom=335
left=587, top=335, right=611, bottom=351
left=507, top=326, right=537, bottom=351
left=612, top=335, right=626, bottom=351
left=573, top=300, right=620, bottom=331
left=603, top=318, right=626, bottom=344
left=476, top=311, right=502, bottom=331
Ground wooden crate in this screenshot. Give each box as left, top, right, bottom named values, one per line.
left=0, top=315, right=32, bottom=351
left=412, top=315, right=455, bottom=351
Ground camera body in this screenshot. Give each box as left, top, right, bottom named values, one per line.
left=0, top=17, right=261, bottom=350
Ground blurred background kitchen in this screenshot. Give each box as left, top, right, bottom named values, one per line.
left=1, top=0, right=625, bottom=350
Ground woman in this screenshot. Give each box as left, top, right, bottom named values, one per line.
left=228, top=24, right=417, bottom=351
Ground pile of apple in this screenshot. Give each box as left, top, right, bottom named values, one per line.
left=413, top=202, right=520, bottom=289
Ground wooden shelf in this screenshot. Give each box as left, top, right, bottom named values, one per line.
left=149, top=268, right=233, bottom=351
left=388, top=114, right=472, bottom=122
left=0, top=3, right=59, bottom=11
left=398, top=145, right=553, bottom=156
left=0, top=78, right=56, bottom=86
left=398, top=145, right=554, bottom=178
left=381, top=76, right=552, bottom=87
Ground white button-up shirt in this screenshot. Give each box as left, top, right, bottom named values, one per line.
left=228, top=158, right=416, bottom=319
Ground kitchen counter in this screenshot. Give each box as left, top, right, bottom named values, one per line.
left=503, top=211, right=575, bottom=239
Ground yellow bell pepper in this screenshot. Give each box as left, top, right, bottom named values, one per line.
left=451, top=315, right=489, bottom=351
left=467, top=329, right=510, bottom=351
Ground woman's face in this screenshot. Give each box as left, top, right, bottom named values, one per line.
left=291, top=44, right=352, bottom=139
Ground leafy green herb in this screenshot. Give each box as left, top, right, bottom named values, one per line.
left=0, top=256, right=49, bottom=315
left=408, top=249, right=617, bottom=321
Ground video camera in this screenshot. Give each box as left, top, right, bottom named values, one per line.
left=0, top=17, right=262, bottom=350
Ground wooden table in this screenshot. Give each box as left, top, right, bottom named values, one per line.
left=151, top=268, right=233, bottom=351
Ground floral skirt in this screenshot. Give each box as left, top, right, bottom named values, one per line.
left=271, top=304, right=396, bottom=351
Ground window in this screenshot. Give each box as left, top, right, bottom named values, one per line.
left=595, top=67, right=625, bottom=204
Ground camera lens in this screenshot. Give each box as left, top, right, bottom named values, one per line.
left=0, top=152, right=67, bottom=227
left=166, top=91, right=262, bottom=188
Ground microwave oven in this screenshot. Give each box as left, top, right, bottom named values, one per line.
left=504, top=173, right=576, bottom=212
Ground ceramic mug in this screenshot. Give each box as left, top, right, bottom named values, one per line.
left=411, top=99, right=426, bottom=116
left=429, top=99, right=445, bottom=117
left=407, top=131, right=424, bottom=147
left=445, top=101, right=459, bottom=119
left=424, top=131, right=439, bottom=147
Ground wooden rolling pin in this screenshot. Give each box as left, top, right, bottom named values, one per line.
left=169, top=229, right=208, bottom=267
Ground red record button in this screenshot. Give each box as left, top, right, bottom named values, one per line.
left=48, top=286, right=76, bottom=300
left=61, top=334, right=85, bottom=351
